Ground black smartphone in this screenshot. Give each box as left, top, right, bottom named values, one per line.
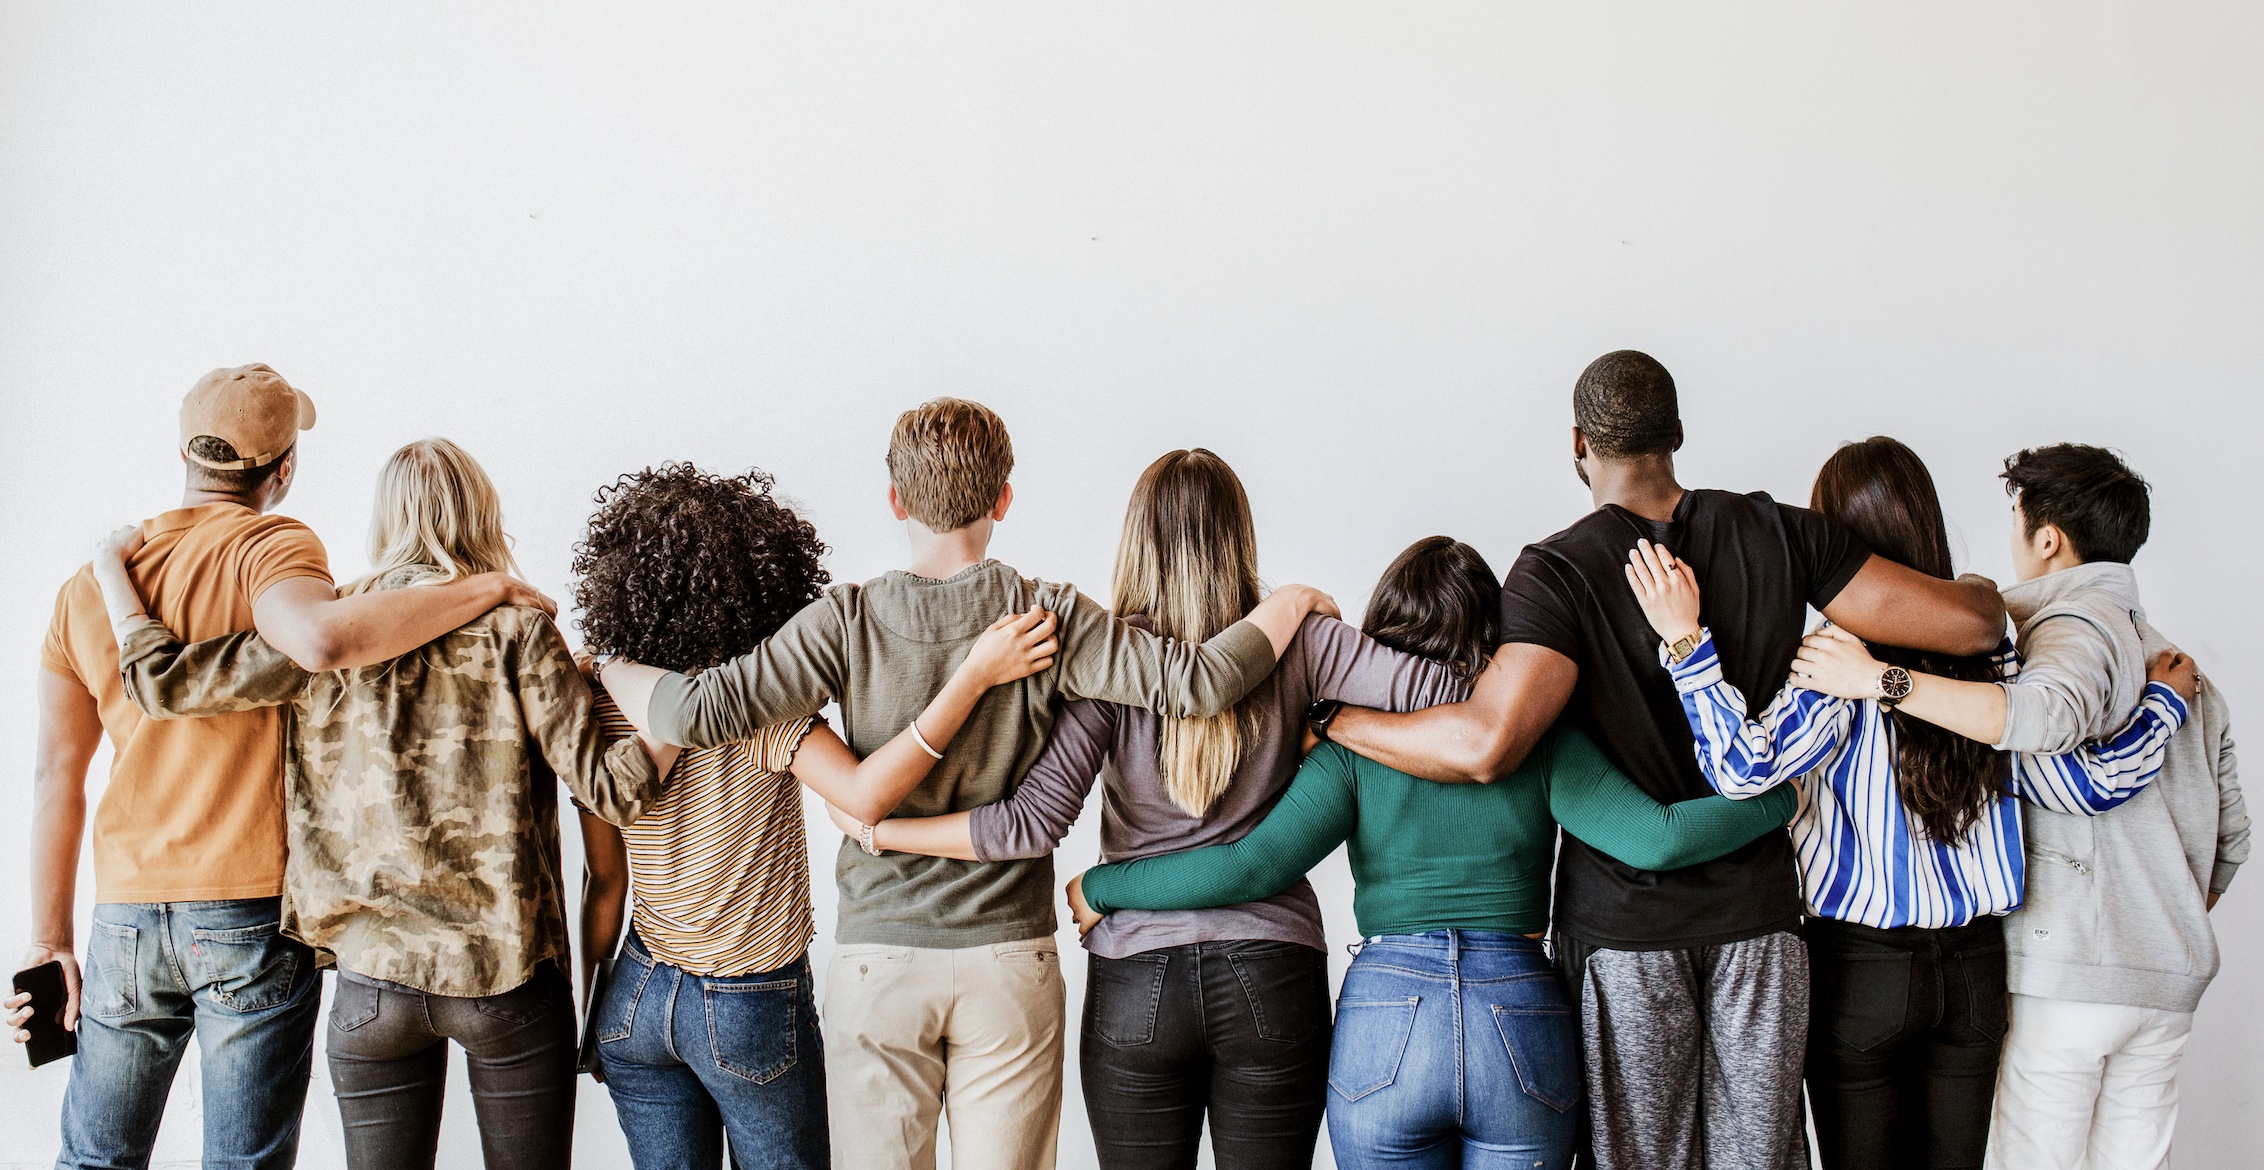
left=12, top=961, right=77, bottom=1068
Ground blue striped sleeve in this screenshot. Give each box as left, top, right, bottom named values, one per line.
left=2011, top=682, right=2190, bottom=815
left=1665, top=631, right=1852, bottom=798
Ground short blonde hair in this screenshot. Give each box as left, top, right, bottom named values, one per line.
left=885, top=398, right=1015, bottom=532
left=346, top=438, right=521, bottom=595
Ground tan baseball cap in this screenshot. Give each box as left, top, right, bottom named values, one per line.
left=180, top=364, right=317, bottom=469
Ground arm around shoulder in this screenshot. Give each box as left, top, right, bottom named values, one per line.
left=1329, top=643, right=1576, bottom=784
left=1821, top=556, right=2005, bottom=658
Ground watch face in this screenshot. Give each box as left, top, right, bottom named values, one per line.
left=1881, top=667, right=1914, bottom=700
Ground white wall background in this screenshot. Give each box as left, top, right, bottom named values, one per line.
left=3, top=2, right=2259, bottom=1166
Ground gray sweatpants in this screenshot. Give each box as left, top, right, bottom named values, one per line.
left=1555, top=931, right=1810, bottom=1170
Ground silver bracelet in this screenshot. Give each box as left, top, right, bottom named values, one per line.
left=858, top=822, right=882, bottom=857
left=908, top=720, right=945, bottom=761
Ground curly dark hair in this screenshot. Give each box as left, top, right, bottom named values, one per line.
left=572, top=463, right=830, bottom=672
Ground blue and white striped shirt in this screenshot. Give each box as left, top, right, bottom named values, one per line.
left=1664, top=632, right=2188, bottom=929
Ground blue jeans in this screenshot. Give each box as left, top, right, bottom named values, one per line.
left=596, top=934, right=829, bottom=1170
left=58, top=898, right=320, bottom=1170
left=1324, top=931, right=1579, bottom=1170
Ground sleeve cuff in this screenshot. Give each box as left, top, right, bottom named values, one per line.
left=1079, top=866, right=1123, bottom=915
left=2143, top=682, right=2191, bottom=730
left=645, top=670, right=700, bottom=746
left=116, top=615, right=174, bottom=665
left=1660, top=630, right=1726, bottom=694
left=2211, top=859, right=2240, bottom=897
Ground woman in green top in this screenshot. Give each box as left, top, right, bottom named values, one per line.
left=1067, top=536, right=1796, bottom=1170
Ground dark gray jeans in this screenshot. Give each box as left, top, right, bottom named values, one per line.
left=325, top=962, right=578, bottom=1170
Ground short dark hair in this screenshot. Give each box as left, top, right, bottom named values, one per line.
left=185, top=436, right=290, bottom=494
left=572, top=463, right=831, bottom=672
left=2000, top=444, right=2151, bottom=564
left=1362, top=536, right=1501, bottom=683
left=1573, top=350, right=1680, bottom=459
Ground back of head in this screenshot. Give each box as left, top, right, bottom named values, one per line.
left=886, top=398, right=1015, bottom=532
left=1111, top=448, right=1264, bottom=817
left=1811, top=436, right=1955, bottom=580
left=1811, top=436, right=1998, bottom=843
left=573, top=463, right=830, bottom=673
left=1573, top=350, right=1680, bottom=459
left=2001, top=443, right=2151, bottom=564
left=1362, top=536, right=1501, bottom=683
left=180, top=363, right=317, bottom=496
left=351, top=438, right=519, bottom=594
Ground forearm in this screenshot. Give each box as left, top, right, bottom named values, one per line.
left=838, top=672, right=994, bottom=824
left=1824, top=563, right=2004, bottom=658
left=1894, top=673, right=2010, bottom=746
left=27, top=768, right=86, bottom=949
left=1059, top=596, right=1278, bottom=719
left=873, top=812, right=981, bottom=861
left=578, top=873, right=626, bottom=1000
left=257, top=575, right=508, bottom=672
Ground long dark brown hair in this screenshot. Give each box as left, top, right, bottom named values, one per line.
left=1812, top=437, right=2001, bottom=842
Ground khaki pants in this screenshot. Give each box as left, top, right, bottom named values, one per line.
left=825, top=936, right=1066, bottom=1170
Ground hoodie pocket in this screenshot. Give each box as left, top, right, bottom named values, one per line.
left=2018, top=846, right=2100, bottom=962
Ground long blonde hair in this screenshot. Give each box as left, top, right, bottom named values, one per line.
left=346, top=438, right=521, bottom=595
left=1111, top=449, right=1264, bottom=817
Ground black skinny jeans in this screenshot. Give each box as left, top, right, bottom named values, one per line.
left=1804, top=915, right=2009, bottom=1170
left=325, top=961, right=578, bottom=1170
left=1081, top=939, right=1333, bottom=1170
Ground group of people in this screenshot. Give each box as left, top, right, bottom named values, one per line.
left=3, top=352, right=2246, bottom=1170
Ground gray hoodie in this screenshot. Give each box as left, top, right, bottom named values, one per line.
left=1996, top=561, right=2250, bottom=1013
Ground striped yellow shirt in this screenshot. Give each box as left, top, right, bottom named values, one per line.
left=596, top=695, right=820, bottom=977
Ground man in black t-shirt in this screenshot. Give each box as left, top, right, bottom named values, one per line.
left=1329, top=351, right=2006, bottom=1170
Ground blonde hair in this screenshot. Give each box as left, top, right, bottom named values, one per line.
left=1111, top=449, right=1264, bottom=817
left=885, top=398, right=1015, bottom=532
left=346, top=438, right=521, bottom=595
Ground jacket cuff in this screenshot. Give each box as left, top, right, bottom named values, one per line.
left=116, top=615, right=174, bottom=666
left=2212, top=859, right=2241, bottom=898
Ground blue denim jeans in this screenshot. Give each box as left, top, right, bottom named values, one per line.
left=596, top=933, right=828, bottom=1170
left=1324, top=931, right=1579, bottom=1170
left=58, top=898, right=320, bottom=1170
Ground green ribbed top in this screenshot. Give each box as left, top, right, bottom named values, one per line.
left=1081, top=725, right=1797, bottom=938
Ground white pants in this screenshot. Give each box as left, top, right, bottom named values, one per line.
left=1986, top=994, right=2193, bottom=1170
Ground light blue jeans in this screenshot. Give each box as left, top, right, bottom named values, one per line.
left=1324, top=931, right=1580, bottom=1169
left=596, top=933, right=829, bottom=1170
left=58, top=897, right=321, bottom=1170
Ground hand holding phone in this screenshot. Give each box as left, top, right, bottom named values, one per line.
left=10, top=956, right=80, bottom=1068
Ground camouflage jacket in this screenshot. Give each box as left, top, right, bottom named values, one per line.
left=116, top=569, right=664, bottom=998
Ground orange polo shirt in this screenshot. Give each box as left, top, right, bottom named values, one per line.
left=40, top=503, right=331, bottom=903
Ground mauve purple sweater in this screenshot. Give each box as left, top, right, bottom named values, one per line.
left=970, top=613, right=1466, bottom=959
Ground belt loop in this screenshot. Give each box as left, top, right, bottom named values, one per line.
left=1446, top=929, right=1460, bottom=961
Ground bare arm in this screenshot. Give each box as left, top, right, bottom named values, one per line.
left=1793, top=624, right=2011, bottom=743
left=252, top=574, right=554, bottom=673
left=1327, top=643, right=1579, bottom=784
left=788, top=610, right=1059, bottom=826
left=6, top=670, right=104, bottom=1042
left=1819, top=556, right=2004, bottom=658
left=575, top=812, right=629, bottom=1012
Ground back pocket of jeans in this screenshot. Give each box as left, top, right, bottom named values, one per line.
left=1491, top=1005, right=1580, bottom=1113
left=187, top=921, right=301, bottom=1014
left=1088, top=953, right=1169, bottom=1047
left=1814, top=951, right=1913, bottom=1053
left=1227, top=943, right=1329, bottom=1044
left=87, top=920, right=139, bottom=1018
left=1958, top=943, right=2009, bottom=1043
left=706, top=978, right=799, bottom=1084
left=330, top=976, right=380, bottom=1032
left=1329, top=997, right=1419, bottom=1102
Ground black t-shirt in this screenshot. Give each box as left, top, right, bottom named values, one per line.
left=1500, top=488, right=1870, bottom=950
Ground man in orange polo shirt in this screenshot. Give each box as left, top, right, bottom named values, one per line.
left=6, top=366, right=551, bottom=1169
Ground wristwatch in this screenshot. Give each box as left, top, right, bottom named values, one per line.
left=1307, top=700, right=1343, bottom=744
left=1878, top=666, right=1914, bottom=710
left=1665, top=630, right=1704, bottom=665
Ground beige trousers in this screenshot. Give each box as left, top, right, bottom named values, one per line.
left=824, top=936, right=1066, bottom=1170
